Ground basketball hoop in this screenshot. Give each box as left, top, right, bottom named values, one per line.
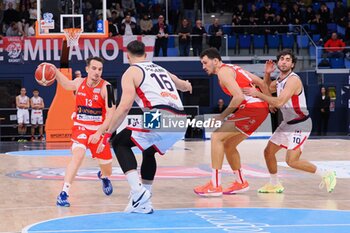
left=63, top=28, right=82, bottom=47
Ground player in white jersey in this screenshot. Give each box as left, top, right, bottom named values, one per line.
left=30, top=89, right=45, bottom=141
left=97, top=40, right=192, bottom=214
left=244, top=49, right=336, bottom=193
left=16, top=87, right=30, bottom=142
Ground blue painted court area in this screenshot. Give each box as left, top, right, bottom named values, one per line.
left=22, top=208, right=350, bottom=233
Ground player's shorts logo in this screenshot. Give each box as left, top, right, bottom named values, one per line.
left=143, top=110, right=161, bottom=129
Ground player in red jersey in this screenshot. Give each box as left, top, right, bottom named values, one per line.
left=194, top=48, right=270, bottom=196
left=41, top=57, right=115, bottom=207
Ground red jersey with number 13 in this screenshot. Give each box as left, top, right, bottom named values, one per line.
left=74, top=78, right=106, bottom=126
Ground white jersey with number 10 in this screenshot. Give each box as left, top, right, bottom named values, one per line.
left=133, top=62, right=184, bottom=111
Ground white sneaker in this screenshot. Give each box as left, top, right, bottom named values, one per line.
left=124, top=187, right=151, bottom=213
left=132, top=200, right=154, bottom=214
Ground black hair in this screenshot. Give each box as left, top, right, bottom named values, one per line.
left=200, top=48, right=222, bottom=61
left=126, top=40, right=145, bottom=56
left=86, top=56, right=104, bottom=66
left=33, top=89, right=39, bottom=92
left=276, top=49, right=297, bottom=65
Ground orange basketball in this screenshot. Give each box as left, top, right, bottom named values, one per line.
left=35, top=63, right=56, bottom=86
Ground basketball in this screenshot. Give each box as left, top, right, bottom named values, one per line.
left=35, top=63, right=56, bottom=86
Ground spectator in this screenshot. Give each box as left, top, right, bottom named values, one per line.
left=122, top=0, right=136, bottom=16
left=113, top=3, right=125, bottom=24
left=6, top=21, right=20, bottom=36
left=319, top=3, right=330, bottom=24
left=136, top=0, right=151, bottom=17
left=119, top=14, right=139, bottom=35
left=18, top=4, right=29, bottom=35
left=3, top=2, right=18, bottom=27
left=324, top=32, right=345, bottom=58
left=259, top=2, right=275, bottom=22
left=333, top=1, right=346, bottom=27
left=28, top=1, right=37, bottom=21
left=317, top=86, right=330, bottom=136
left=312, top=13, right=327, bottom=39
left=208, top=18, right=223, bottom=51
left=74, top=70, right=82, bottom=78
left=279, top=3, right=290, bottom=24
left=27, top=20, right=35, bottom=36
left=231, top=3, right=245, bottom=34
left=152, top=14, right=169, bottom=57
left=244, top=15, right=258, bottom=35
left=84, top=15, right=96, bottom=32
left=4, top=0, right=17, bottom=10
left=260, top=13, right=272, bottom=35
left=178, top=18, right=191, bottom=56
left=213, top=98, right=226, bottom=113
left=290, top=3, right=302, bottom=25
left=191, top=19, right=206, bottom=56
left=273, top=15, right=288, bottom=34
left=304, top=6, right=315, bottom=27
left=248, top=4, right=259, bottom=23
left=108, top=19, right=119, bottom=37
left=140, top=14, right=153, bottom=35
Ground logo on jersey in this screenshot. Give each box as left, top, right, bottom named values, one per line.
left=77, top=134, right=87, bottom=139
left=143, top=110, right=161, bottom=129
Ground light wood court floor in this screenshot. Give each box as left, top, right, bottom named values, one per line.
left=0, top=138, right=349, bottom=232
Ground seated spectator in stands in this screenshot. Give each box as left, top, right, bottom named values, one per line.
left=192, top=19, right=206, bottom=56
left=290, top=3, right=302, bottom=25
left=108, top=19, right=119, bottom=37
left=333, top=1, right=347, bottom=27
left=178, top=18, right=191, bottom=56
left=208, top=18, right=223, bottom=51
left=272, top=15, right=288, bottom=34
left=119, top=14, right=139, bottom=35
left=84, top=15, right=96, bottom=32
left=319, top=3, right=330, bottom=24
left=3, top=2, right=18, bottom=30
left=27, top=20, right=35, bottom=36
left=121, top=12, right=137, bottom=23
left=279, top=3, right=290, bottom=24
left=6, top=21, right=20, bottom=36
left=152, top=15, right=169, bottom=57
left=231, top=3, right=245, bottom=34
left=140, top=14, right=153, bottom=35
left=260, top=13, right=272, bottom=35
left=4, top=0, right=18, bottom=10
left=122, top=0, right=136, bottom=16
left=213, top=98, right=226, bottom=113
left=259, top=2, right=275, bottom=22
left=312, top=13, right=327, bottom=39
left=248, top=4, right=259, bottom=23
left=113, top=3, right=124, bottom=24
left=29, top=1, right=37, bottom=21
left=324, top=32, right=345, bottom=58
left=18, top=4, right=29, bottom=36
left=303, top=6, right=315, bottom=31
left=244, top=15, right=258, bottom=35
left=136, top=0, right=150, bottom=17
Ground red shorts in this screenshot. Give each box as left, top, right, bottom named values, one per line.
left=228, top=101, right=269, bottom=136
left=71, top=125, right=112, bottom=160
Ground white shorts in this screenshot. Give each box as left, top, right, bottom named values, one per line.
left=270, top=118, right=312, bottom=152
left=17, top=109, right=29, bottom=124
left=128, top=127, right=185, bottom=155
left=31, top=111, right=43, bottom=125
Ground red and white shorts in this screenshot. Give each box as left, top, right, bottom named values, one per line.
left=228, top=101, right=269, bottom=136
left=71, top=125, right=112, bottom=160
left=270, top=118, right=312, bottom=151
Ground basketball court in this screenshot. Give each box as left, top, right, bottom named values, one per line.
left=0, top=138, right=349, bottom=232
left=0, top=0, right=349, bottom=232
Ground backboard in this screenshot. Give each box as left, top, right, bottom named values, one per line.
left=35, top=0, right=108, bottom=38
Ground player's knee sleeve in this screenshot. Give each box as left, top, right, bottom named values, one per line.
left=141, top=147, right=157, bottom=181
left=110, top=128, right=137, bottom=174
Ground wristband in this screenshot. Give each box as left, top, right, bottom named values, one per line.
left=102, top=132, right=112, bottom=145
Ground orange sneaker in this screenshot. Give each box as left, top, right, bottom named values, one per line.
left=223, top=181, right=249, bottom=195
left=194, top=181, right=223, bottom=197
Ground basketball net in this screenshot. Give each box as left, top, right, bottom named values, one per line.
left=63, top=28, right=82, bottom=47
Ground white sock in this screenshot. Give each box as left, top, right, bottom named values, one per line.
left=62, top=182, right=71, bottom=195
left=126, top=170, right=143, bottom=193
left=233, top=169, right=245, bottom=184
left=211, top=169, right=221, bottom=187
left=144, top=184, right=152, bottom=193
left=315, top=167, right=328, bottom=177
left=270, top=174, right=279, bottom=185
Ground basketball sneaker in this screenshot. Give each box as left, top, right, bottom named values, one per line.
left=124, top=187, right=152, bottom=213
left=258, top=183, right=285, bottom=193
left=56, top=191, right=70, bottom=207
left=223, top=181, right=249, bottom=195
left=193, top=181, right=223, bottom=197
left=97, top=171, right=113, bottom=196
left=319, top=171, right=336, bottom=193
left=131, top=199, right=154, bottom=214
